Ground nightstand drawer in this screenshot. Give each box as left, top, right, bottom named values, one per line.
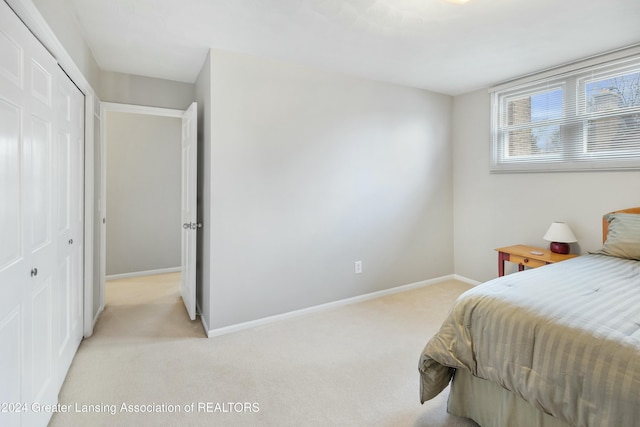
left=496, top=245, right=578, bottom=277
left=508, top=255, right=546, bottom=268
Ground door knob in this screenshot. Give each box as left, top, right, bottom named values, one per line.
left=31, top=268, right=38, bottom=277
left=183, top=222, right=202, bottom=230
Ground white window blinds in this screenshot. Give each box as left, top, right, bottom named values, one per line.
left=490, top=51, right=640, bottom=172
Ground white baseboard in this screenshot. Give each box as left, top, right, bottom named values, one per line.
left=453, top=274, right=482, bottom=287
left=196, top=300, right=209, bottom=335
left=207, top=274, right=458, bottom=338
left=106, top=267, right=181, bottom=281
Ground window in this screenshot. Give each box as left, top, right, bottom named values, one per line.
left=490, top=52, right=640, bottom=172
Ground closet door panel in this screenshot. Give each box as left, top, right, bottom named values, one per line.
left=70, top=82, right=84, bottom=337
left=30, top=59, right=51, bottom=107
left=56, top=255, right=71, bottom=357
left=29, top=115, right=53, bottom=251
left=23, top=43, right=59, bottom=426
left=54, top=66, right=84, bottom=384
left=55, top=120, right=72, bottom=365
left=1, top=2, right=85, bottom=424
left=0, top=99, right=22, bottom=270
left=0, top=308, right=21, bottom=427
left=0, top=24, right=23, bottom=89
left=30, top=278, right=53, bottom=401
left=0, top=7, right=26, bottom=424
left=56, top=132, right=70, bottom=233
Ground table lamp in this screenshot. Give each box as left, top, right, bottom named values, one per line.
left=543, top=222, right=577, bottom=254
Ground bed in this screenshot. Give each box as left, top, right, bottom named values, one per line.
left=419, top=208, right=640, bottom=427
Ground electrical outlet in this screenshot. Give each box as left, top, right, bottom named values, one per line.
left=354, top=260, right=362, bottom=274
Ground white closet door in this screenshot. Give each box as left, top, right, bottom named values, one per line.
left=0, top=6, right=27, bottom=425
left=0, top=2, right=84, bottom=426
left=0, top=2, right=57, bottom=425
left=0, top=1, right=58, bottom=425
left=53, top=66, right=84, bottom=389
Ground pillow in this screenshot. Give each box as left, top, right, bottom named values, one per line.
left=593, top=213, right=640, bottom=260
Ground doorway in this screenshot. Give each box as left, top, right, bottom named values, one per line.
left=99, top=103, right=197, bottom=324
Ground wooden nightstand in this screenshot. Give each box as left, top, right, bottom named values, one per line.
left=495, top=244, right=578, bottom=277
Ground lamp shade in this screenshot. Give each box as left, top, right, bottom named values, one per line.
left=543, top=222, right=577, bottom=243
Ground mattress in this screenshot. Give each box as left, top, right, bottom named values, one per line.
left=419, top=254, right=640, bottom=426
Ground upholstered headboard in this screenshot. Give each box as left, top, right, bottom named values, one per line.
left=603, top=207, right=640, bottom=243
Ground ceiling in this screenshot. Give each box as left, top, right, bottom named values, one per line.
left=67, top=0, right=640, bottom=95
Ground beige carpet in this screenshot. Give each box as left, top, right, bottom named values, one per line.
left=49, top=273, right=479, bottom=427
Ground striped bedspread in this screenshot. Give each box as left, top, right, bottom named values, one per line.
left=419, top=254, right=640, bottom=427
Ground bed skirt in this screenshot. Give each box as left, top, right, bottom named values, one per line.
left=448, top=369, right=572, bottom=427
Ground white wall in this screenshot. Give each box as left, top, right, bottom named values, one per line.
left=100, top=71, right=195, bottom=110
left=105, top=111, right=181, bottom=276
left=452, top=89, right=640, bottom=283
left=204, top=49, right=453, bottom=330
left=28, top=0, right=454, bottom=334
left=31, top=0, right=100, bottom=89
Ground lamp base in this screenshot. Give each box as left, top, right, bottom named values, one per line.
left=549, top=242, right=570, bottom=254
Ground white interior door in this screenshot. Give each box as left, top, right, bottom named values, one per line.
left=180, top=102, right=198, bottom=320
